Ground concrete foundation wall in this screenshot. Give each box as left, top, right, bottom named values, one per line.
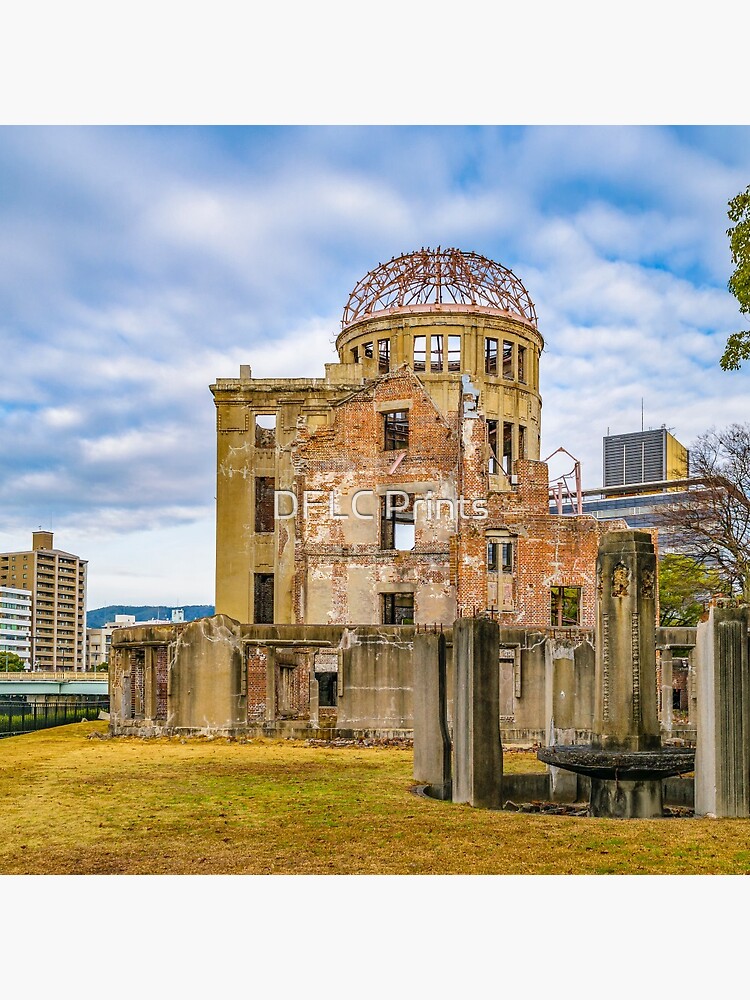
left=110, top=616, right=603, bottom=741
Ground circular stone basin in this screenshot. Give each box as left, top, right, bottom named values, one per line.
left=537, top=745, right=695, bottom=781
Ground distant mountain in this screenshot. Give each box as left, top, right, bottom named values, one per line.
left=86, top=605, right=215, bottom=629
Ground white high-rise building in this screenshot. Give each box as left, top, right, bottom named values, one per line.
left=0, top=586, right=33, bottom=668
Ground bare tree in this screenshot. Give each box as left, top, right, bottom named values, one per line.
left=657, top=423, right=750, bottom=603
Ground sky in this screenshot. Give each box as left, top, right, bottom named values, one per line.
left=1, top=125, right=749, bottom=609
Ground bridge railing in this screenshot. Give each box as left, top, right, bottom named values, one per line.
left=0, top=671, right=108, bottom=682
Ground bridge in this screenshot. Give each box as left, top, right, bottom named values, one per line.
left=0, top=671, right=109, bottom=696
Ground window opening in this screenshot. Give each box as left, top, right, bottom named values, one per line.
left=518, top=424, right=527, bottom=460
left=503, top=341, right=513, bottom=379
left=384, top=410, right=409, bottom=451
left=316, top=672, right=338, bottom=707
left=254, top=574, right=275, bottom=624
left=487, top=420, right=499, bottom=474
left=413, top=336, right=426, bottom=372
left=430, top=335, right=443, bottom=373
left=378, top=339, right=390, bottom=373
left=381, top=494, right=415, bottom=550
left=550, top=586, right=581, bottom=627
left=255, top=477, right=275, bottom=533
left=518, top=345, right=526, bottom=383
left=485, top=338, right=498, bottom=374
left=503, top=422, right=513, bottom=475
left=382, top=593, right=414, bottom=625
left=255, top=414, right=276, bottom=448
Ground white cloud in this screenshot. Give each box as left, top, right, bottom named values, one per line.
left=1, top=125, right=749, bottom=608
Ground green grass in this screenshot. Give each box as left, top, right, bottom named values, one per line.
left=1, top=721, right=748, bottom=874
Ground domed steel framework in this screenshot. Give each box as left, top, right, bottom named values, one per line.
left=341, top=247, right=537, bottom=329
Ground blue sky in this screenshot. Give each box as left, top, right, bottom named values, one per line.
left=1, top=125, right=748, bottom=609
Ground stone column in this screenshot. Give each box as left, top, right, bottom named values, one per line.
left=590, top=530, right=662, bottom=818
left=453, top=618, right=503, bottom=809
left=412, top=631, right=452, bottom=800
left=660, top=647, right=673, bottom=737
left=695, top=607, right=750, bottom=818
left=309, top=670, right=320, bottom=729
left=593, top=530, right=660, bottom=752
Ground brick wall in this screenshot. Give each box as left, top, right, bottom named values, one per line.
left=285, top=366, right=622, bottom=632
left=247, top=648, right=267, bottom=723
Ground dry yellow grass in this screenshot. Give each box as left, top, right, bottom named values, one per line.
left=1, top=721, right=748, bottom=875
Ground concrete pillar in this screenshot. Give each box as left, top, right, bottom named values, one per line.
left=660, top=647, right=673, bottom=736
left=453, top=618, right=503, bottom=808
left=695, top=607, right=750, bottom=818
left=687, top=646, right=698, bottom=728
left=412, top=632, right=452, bottom=800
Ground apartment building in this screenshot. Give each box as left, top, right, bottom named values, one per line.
left=0, top=531, right=87, bottom=670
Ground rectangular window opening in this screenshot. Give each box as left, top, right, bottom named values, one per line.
left=352, top=346, right=359, bottom=363
left=255, top=413, right=276, bottom=448
left=503, top=341, right=513, bottom=380
left=487, top=541, right=498, bottom=572
left=501, top=541, right=513, bottom=574
left=381, top=494, right=415, bottom=551
left=382, top=593, right=414, bottom=625
left=316, top=672, right=338, bottom=707
left=363, top=342, right=374, bottom=359
left=503, top=422, right=513, bottom=475
left=378, top=338, right=390, bottom=373
left=447, top=335, right=461, bottom=372
left=487, top=419, right=499, bottom=475
left=430, top=335, right=443, bottom=373
left=485, top=338, right=498, bottom=375
left=384, top=410, right=409, bottom=451
left=550, top=586, right=581, bottom=627
left=254, top=477, right=275, bottom=533
left=413, top=336, right=426, bottom=372
left=518, top=424, right=527, bottom=460
left=253, top=573, right=274, bottom=625
left=518, top=345, right=526, bottom=383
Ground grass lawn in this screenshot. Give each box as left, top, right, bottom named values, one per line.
left=1, top=721, right=748, bottom=875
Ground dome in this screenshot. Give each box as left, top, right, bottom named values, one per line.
left=341, top=247, right=537, bottom=329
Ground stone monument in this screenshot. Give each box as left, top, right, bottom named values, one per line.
left=538, top=530, right=694, bottom=817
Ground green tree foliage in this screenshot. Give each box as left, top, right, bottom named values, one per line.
left=658, top=554, right=722, bottom=626
left=0, top=651, right=26, bottom=671
left=720, top=185, right=750, bottom=370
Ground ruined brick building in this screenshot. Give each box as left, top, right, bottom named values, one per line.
left=211, top=248, right=611, bottom=632
left=110, top=249, right=628, bottom=739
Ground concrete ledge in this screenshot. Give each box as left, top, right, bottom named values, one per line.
left=502, top=773, right=551, bottom=802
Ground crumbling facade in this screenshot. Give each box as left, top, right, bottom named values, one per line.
left=110, top=248, right=631, bottom=740
left=212, top=248, right=617, bottom=633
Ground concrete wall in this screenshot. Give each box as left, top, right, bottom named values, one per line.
left=110, top=615, right=603, bottom=742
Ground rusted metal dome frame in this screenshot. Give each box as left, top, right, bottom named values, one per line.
left=341, top=247, right=538, bottom=329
